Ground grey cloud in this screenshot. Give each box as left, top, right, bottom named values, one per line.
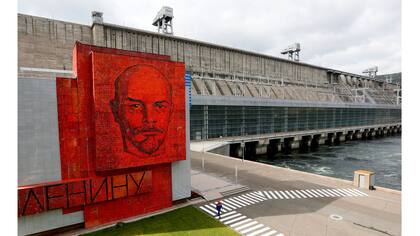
left=18, top=0, right=401, bottom=75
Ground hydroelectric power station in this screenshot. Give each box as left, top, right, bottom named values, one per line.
left=18, top=11, right=401, bottom=161
left=17, top=9, right=402, bottom=235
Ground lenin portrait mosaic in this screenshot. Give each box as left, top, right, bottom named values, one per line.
left=92, top=51, right=186, bottom=171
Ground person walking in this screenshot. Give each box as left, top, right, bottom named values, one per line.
left=216, top=201, right=223, bottom=219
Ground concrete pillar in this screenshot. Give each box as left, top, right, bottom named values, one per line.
left=255, top=144, right=268, bottom=156
left=311, top=135, right=321, bottom=151
left=362, top=79, right=367, bottom=88
left=204, top=106, right=208, bottom=139
left=229, top=143, right=242, bottom=158
left=377, top=128, right=384, bottom=137
left=267, top=139, right=281, bottom=159
left=344, top=75, right=351, bottom=86
left=334, top=132, right=342, bottom=145
left=341, top=74, right=345, bottom=84
left=91, top=11, right=105, bottom=47
left=326, top=133, right=335, bottom=145
left=291, top=140, right=300, bottom=150
left=282, top=137, right=294, bottom=154
left=367, top=129, right=375, bottom=140
left=345, top=131, right=353, bottom=141
left=384, top=127, right=390, bottom=136
left=352, top=130, right=360, bottom=140
left=300, top=136, right=312, bottom=152
left=245, top=141, right=258, bottom=160
left=361, top=129, right=368, bottom=140
left=333, top=132, right=345, bottom=144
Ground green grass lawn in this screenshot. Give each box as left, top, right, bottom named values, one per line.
left=83, top=205, right=240, bottom=236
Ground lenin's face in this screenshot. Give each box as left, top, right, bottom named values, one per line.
left=110, top=65, right=172, bottom=156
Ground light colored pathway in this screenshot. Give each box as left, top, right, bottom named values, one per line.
left=198, top=188, right=368, bottom=236
left=192, top=151, right=400, bottom=236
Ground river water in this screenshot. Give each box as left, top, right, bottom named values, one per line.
left=254, top=136, right=401, bottom=190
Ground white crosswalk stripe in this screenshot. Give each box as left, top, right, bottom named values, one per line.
left=243, top=193, right=264, bottom=202
left=220, top=213, right=242, bottom=222
left=214, top=210, right=237, bottom=219
left=247, top=226, right=271, bottom=236
left=252, top=192, right=267, bottom=200
left=240, top=223, right=264, bottom=234
left=274, top=191, right=284, bottom=199
left=307, top=189, right=321, bottom=197
left=200, top=203, right=281, bottom=236
left=224, top=198, right=241, bottom=207
left=219, top=203, right=233, bottom=211
left=320, top=189, right=334, bottom=197
left=269, top=191, right=278, bottom=199
left=224, top=215, right=247, bottom=225
left=348, top=188, right=368, bottom=196
left=289, top=190, right=301, bottom=198
left=236, top=195, right=257, bottom=204
left=232, top=197, right=251, bottom=206
left=313, top=189, right=327, bottom=197
left=300, top=190, right=314, bottom=198
left=230, top=218, right=252, bottom=227
left=352, top=188, right=368, bottom=196
left=284, top=190, right=295, bottom=199
left=330, top=189, right=346, bottom=197
left=340, top=188, right=358, bottom=196
left=222, top=201, right=237, bottom=210
left=223, top=199, right=241, bottom=208
left=199, top=206, right=214, bottom=215
left=325, top=189, right=340, bottom=197
left=342, top=188, right=359, bottom=196
left=203, top=204, right=217, bottom=213
left=279, top=191, right=289, bottom=199
left=335, top=188, right=351, bottom=196
left=210, top=203, right=227, bottom=212
left=260, top=230, right=278, bottom=236
left=247, top=192, right=266, bottom=201
left=264, top=191, right=272, bottom=199
left=237, top=195, right=258, bottom=203
left=234, top=221, right=258, bottom=231
left=199, top=188, right=367, bottom=236
left=343, top=188, right=359, bottom=196
left=294, top=190, right=307, bottom=198
left=213, top=201, right=233, bottom=211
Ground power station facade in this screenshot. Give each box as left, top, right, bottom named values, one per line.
left=18, top=12, right=401, bottom=235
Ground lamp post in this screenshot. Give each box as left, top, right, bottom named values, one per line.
left=241, top=141, right=245, bottom=162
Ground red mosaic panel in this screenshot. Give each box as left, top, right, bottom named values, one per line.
left=92, top=52, right=186, bottom=171
left=83, top=164, right=171, bottom=228
left=17, top=170, right=153, bottom=217
left=53, top=42, right=185, bottom=227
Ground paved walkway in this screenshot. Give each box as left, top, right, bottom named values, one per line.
left=192, top=151, right=401, bottom=236
left=191, top=169, right=248, bottom=200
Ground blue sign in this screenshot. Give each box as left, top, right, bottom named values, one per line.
left=185, top=71, right=192, bottom=108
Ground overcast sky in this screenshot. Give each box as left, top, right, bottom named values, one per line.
left=18, top=0, right=401, bottom=75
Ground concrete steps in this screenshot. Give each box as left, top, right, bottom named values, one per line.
left=220, top=186, right=251, bottom=197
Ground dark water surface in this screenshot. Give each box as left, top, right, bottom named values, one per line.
left=255, top=136, right=401, bottom=190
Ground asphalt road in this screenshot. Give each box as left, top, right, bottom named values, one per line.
left=192, top=151, right=401, bottom=236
